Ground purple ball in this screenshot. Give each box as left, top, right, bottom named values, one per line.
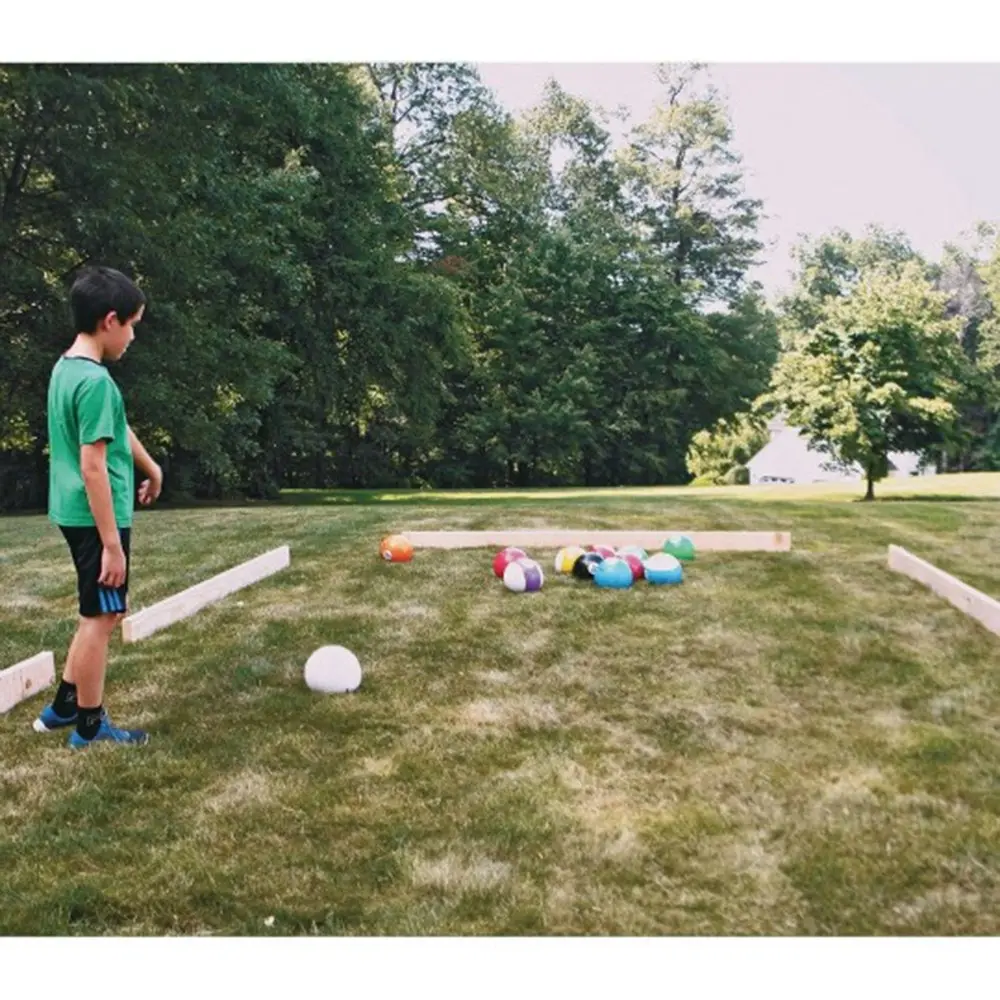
left=503, top=557, right=544, bottom=593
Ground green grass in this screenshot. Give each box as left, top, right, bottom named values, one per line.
left=2, top=475, right=1000, bottom=935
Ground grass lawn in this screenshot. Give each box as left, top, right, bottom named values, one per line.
left=2, top=474, right=1000, bottom=935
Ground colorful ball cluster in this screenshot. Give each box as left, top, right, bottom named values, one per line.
left=564, top=537, right=694, bottom=588
left=489, top=536, right=696, bottom=595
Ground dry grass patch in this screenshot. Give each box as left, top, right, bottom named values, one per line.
left=410, top=853, right=514, bottom=893
left=458, top=696, right=562, bottom=730
left=200, top=770, right=282, bottom=816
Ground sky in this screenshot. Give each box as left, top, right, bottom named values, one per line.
left=476, top=63, right=1000, bottom=299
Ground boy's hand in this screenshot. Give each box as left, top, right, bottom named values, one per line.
left=138, top=463, right=163, bottom=506
left=99, top=543, right=128, bottom=589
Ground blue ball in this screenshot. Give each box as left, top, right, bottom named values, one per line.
left=594, top=556, right=634, bottom=589
left=644, top=552, right=683, bottom=585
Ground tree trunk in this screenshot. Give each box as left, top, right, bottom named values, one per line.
left=863, top=465, right=876, bottom=502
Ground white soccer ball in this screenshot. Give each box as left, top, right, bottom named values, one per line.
left=304, top=645, right=362, bottom=694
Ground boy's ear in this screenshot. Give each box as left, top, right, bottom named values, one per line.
left=98, top=310, right=118, bottom=332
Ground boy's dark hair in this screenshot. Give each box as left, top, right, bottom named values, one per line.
left=70, top=266, right=146, bottom=334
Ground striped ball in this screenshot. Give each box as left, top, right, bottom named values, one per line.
left=554, top=545, right=587, bottom=574
left=503, top=557, right=545, bottom=593
left=493, top=547, right=527, bottom=578
left=594, top=557, right=634, bottom=589
left=644, top=552, right=684, bottom=585
left=663, top=534, right=696, bottom=561
left=621, top=552, right=645, bottom=581
left=617, top=545, right=648, bottom=561
left=588, top=544, right=616, bottom=559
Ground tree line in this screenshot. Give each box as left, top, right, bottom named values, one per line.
left=2, top=63, right=997, bottom=509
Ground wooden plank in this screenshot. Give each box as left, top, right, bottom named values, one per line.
left=403, top=530, right=792, bottom=552
left=887, top=544, right=1000, bottom=638
left=122, top=545, right=291, bottom=643
left=0, top=651, right=56, bottom=715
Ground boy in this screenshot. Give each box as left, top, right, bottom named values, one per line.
left=34, top=265, right=163, bottom=748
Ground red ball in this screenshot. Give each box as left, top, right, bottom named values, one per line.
left=589, top=545, right=616, bottom=559
left=493, top=547, right=527, bottom=578
left=621, top=553, right=644, bottom=581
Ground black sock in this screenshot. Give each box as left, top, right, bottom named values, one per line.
left=76, top=705, right=104, bottom=741
left=52, top=681, right=78, bottom=718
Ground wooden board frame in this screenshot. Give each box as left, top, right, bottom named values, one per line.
left=1, top=651, right=55, bottom=715
left=122, top=546, right=291, bottom=644
left=402, top=530, right=791, bottom=552
left=887, top=544, right=1000, bottom=638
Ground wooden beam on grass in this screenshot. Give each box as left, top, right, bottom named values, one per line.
left=0, top=651, right=55, bottom=715
left=887, top=544, right=1000, bottom=638
left=403, top=530, right=792, bottom=552
left=122, top=545, right=291, bottom=644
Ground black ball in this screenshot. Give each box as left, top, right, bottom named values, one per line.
left=572, top=552, right=605, bottom=581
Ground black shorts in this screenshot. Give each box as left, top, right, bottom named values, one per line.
left=60, top=526, right=131, bottom=618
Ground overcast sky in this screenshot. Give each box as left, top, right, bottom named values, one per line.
left=476, top=63, right=1000, bottom=298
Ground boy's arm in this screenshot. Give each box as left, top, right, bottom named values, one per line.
left=128, top=426, right=163, bottom=505
left=81, top=441, right=128, bottom=588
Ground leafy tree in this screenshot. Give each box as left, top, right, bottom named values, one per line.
left=686, top=411, right=768, bottom=484
left=617, top=63, right=764, bottom=306
left=779, top=226, right=924, bottom=340
left=763, top=262, right=967, bottom=500
left=928, top=234, right=997, bottom=471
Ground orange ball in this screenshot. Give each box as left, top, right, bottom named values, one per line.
left=380, top=534, right=414, bottom=563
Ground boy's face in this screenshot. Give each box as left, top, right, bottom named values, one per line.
left=99, top=305, right=144, bottom=361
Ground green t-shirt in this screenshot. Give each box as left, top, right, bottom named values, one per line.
left=47, top=356, right=134, bottom=528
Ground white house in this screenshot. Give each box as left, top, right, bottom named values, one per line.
left=746, top=415, right=936, bottom=485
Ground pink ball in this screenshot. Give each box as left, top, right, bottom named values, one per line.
left=493, top=547, right=527, bottom=578
left=621, top=553, right=644, bottom=581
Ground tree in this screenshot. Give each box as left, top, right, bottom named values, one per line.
left=0, top=64, right=465, bottom=505
left=1, top=65, right=302, bottom=503
left=686, top=411, right=768, bottom=484
left=617, top=63, right=764, bottom=306
left=762, top=262, right=967, bottom=500
left=929, top=233, right=997, bottom=471
left=779, top=226, right=923, bottom=341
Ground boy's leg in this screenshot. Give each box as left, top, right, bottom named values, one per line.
left=65, top=613, right=120, bottom=706
left=70, top=610, right=148, bottom=747
left=36, top=526, right=147, bottom=745
left=33, top=526, right=112, bottom=732
left=34, top=613, right=117, bottom=730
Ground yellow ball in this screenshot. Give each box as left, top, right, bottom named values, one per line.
left=554, top=545, right=587, bottom=574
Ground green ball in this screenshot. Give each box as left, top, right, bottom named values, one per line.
left=662, top=534, right=695, bottom=561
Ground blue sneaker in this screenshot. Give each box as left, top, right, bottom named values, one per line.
left=33, top=704, right=78, bottom=733
left=67, top=711, right=149, bottom=749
